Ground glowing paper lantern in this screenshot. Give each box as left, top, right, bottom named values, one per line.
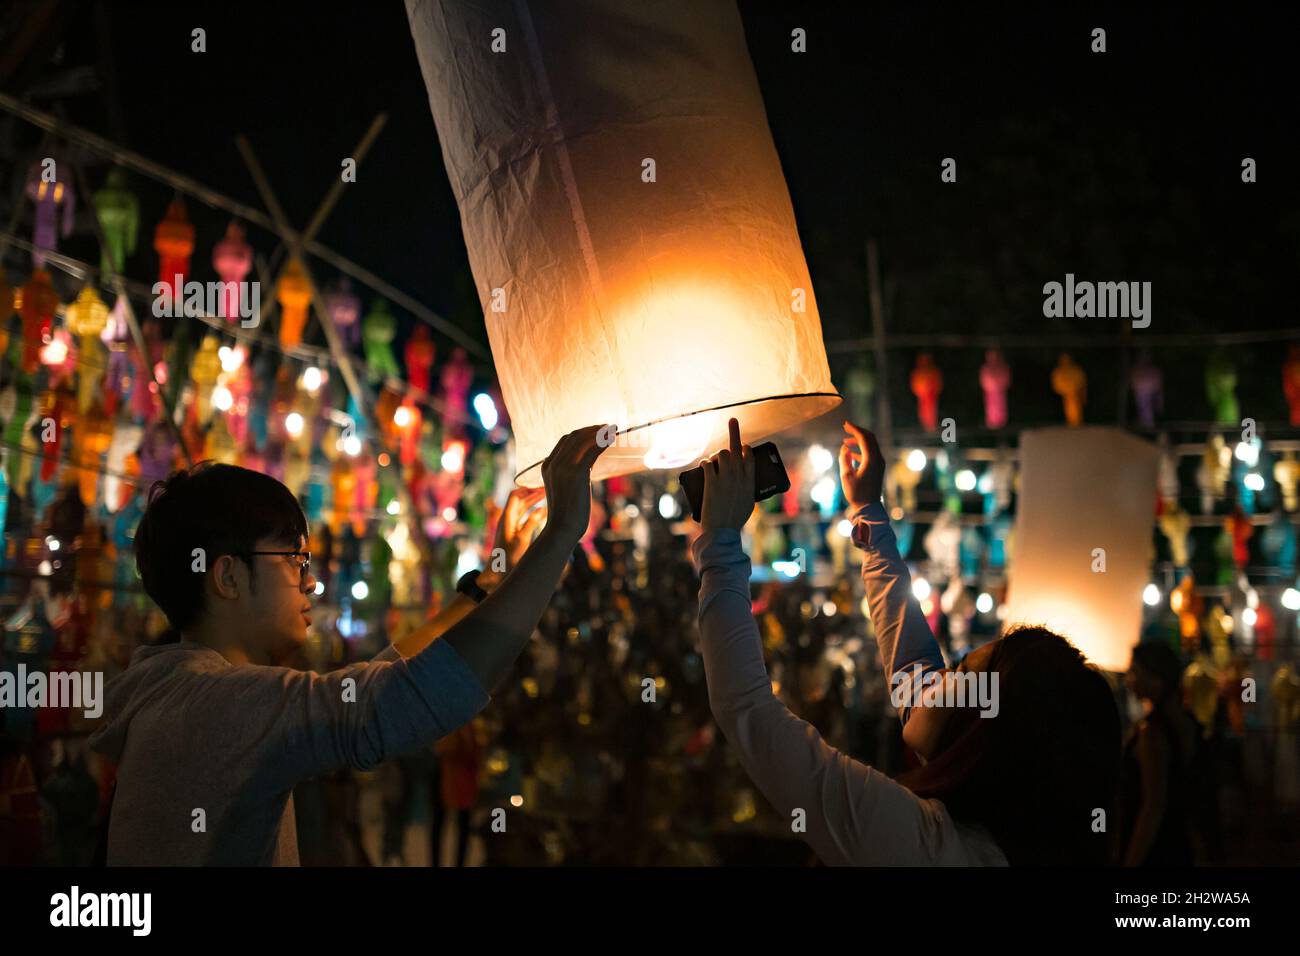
left=1003, top=427, right=1158, bottom=671
left=325, top=278, right=361, bottom=347
left=213, top=221, right=253, bottom=322
left=92, top=169, right=139, bottom=276
left=19, top=269, right=59, bottom=374
left=154, top=199, right=195, bottom=309
left=1051, top=354, right=1087, bottom=426
left=66, top=286, right=110, bottom=413
left=407, top=0, right=839, bottom=486
left=362, top=298, right=399, bottom=382
left=276, top=258, right=312, bottom=349
left=25, top=160, right=76, bottom=267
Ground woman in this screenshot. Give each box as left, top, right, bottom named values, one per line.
left=1118, top=641, right=1200, bottom=865
left=692, top=418, right=1121, bottom=865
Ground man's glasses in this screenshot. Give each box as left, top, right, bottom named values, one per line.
left=248, top=550, right=312, bottom=589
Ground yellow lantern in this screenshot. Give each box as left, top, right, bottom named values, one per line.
left=1002, top=427, right=1158, bottom=672
left=190, top=335, right=222, bottom=421
left=408, top=0, right=839, bottom=486
left=66, top=286, right=111, bottom=412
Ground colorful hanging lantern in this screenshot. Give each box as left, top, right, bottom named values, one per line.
left=25, top=159, right=76, bottom=267
left=909, top=353, right=942, bottom=431
left=844, top=360, right=875, bottom=430
left=324, top=278, right=361, bottom=347
left=1275, top=453, right=1300, bottom=511
left=1223, top=505, right=1254, bottom=569
left=212, top=221, right=253, bottom=322
left=72, top=401, right=113, bottom=506
left=405, top=325, right=436, bottom=395
left=66, top=286, right=111, bottom=413
left=153, top=199, right=195, bottom=310
left=1157, top=500, right=1192, bottom=567
left=979, top=349, right=1010, bottom=429
left=1197, top=434, right=1231, bottom=514
left=190, top=335, right=222, bottom=421
left=276, top=258, right=312, bottom=349
left=440, top=346, right=473, bottom=438
left=408, top=0, right=840, bottom=486
left=92, top=169, right=139, bottom=276
left=1129, top=351, right=1162, bottom=428
left=1204, top=353, right=1238, bottom=425
left=19, top=269, right=59, bottom=374
left=1283, top=344, right=1300, bottom=427
left=1051, top=354, right=1087, bottom=426
left=362, top=298, right=399, bottom=382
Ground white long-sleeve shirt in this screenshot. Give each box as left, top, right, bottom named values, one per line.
left=691, top=501, right=1007, bottom=866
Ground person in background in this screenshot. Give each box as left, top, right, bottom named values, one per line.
left=691, top=418, right=1121, bottom=865
left=434, top=718, right=482, bottom=866
left=89, top=425, right=612, bottom=865
left=1119, top=641, right=1201, bottom=865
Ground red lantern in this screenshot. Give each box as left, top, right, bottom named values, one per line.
left=405, top=326, right=436, bottom=395
left=19, top=269, right=59, bottom=374
left=910, top=353, right=943, bottom=432
left=154, top=200, right=195, bottom=309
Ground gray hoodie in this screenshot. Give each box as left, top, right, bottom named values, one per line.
left=88, top=637, right=489, bottom=865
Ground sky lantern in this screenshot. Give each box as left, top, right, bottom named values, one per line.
left=407, top=0, right=839, bottom=486
left=213, top=221, right=253, bottom=322
left=1003, top=427, right=1159, bottom=672
left=154, top=199, right=195, bottom=311
left=276, top=258, right=312, bottom=348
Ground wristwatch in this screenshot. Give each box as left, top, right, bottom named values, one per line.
left=455, top=569, right=489, bottom=604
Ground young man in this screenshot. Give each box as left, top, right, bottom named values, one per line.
left=89, top=425, right=611, bottom=865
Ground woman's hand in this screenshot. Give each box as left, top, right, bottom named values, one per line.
left=539, top=424, right=615, bottom=547
left=700, top=418, right=756, bottom=532
left=492, top=487, right=547, bottom=570
left=839, top=421, right=885, bottom=511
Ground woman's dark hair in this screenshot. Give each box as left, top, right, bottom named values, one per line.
left=898, top=626, right=1122, bottom=865
left=134, top=462, right=308, bottom=632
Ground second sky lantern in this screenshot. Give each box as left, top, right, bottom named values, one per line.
left=406, top=0, right=840, bottom=487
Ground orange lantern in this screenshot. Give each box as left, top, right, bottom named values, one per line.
left=73, top=402, right=113, bottom=505
left=408, top=1, right=840, bottom=486
left=276, top=259, right=312, bottom=349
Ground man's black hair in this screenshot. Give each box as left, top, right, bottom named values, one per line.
left=134, top=462, right=309, bottom=632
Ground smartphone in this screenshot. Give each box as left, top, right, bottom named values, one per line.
left=679, top=441, right=791, bottom=523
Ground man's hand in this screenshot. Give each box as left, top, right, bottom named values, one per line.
left=700, top=417, right=756, bottom=532
left=839, top=421, right=885, bottom=511
left=539, top=424, right=615, bottom=547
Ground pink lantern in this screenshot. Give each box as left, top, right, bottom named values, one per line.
left=212, top=221, right=252, bottom=322
left=979, top=349, right=1011, bottom=429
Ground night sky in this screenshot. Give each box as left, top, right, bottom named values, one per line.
left=6, top=1, right=1296, bottom=432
